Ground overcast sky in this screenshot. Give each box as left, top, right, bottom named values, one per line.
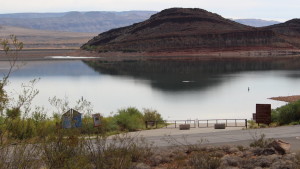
left=1, top=0, right=299, bottom=21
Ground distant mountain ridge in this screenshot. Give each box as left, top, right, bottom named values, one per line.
left=0, top=11, right=281, bottom=33
left=0, top=13, right=66, bottom=18
left=0, top=11, right=157, bottom=33
left=81, top=8, right=300, bottom=53
left=233, top=19, right=281, bottom=27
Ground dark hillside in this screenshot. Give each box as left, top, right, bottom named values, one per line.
left=82, top=8, right=295, bottom=53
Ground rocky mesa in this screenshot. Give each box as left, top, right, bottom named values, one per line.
left=81, top=8, right=300, bottom=55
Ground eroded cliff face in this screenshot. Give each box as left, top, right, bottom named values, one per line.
left=81, top=8, right=299, bottom=53
left=266, top=19, right=300, bottom=48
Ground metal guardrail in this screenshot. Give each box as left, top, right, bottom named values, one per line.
left=146, top=119, right=248, bottom=129
left=198, top=119, right=248, bottom=128
left=164, top=120, right=197, bottom=128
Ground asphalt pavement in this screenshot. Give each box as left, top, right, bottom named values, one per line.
left=127, top=125, right=300, bottom=152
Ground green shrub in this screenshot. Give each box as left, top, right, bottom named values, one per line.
left=36, top=120, right=57, bottom=138
left=143, top=108, right=163, bottom=122
left=271, top=109, right=279, bottom=123
left=272, top=100, right=300, bottom=125
left=114, top=107, right=144, bottom=131
left=7, top=118, right=36, bottom=140
left=102, top=116, right=119, bottom=133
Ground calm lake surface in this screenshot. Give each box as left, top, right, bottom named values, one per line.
left=2, top=59, right=300, bottom=120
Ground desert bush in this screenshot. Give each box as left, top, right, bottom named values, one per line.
left=85, top=133, right=153, bottom=169
left=6, top=118, right=36, bottom=140
left=41, top=128, right=92, bottom=169
left=113, top=107, right=144, bottom=131
left=36, top=119, right=57, bottom=138
left=189, top=151, right=221, bottom=169
left=32, top=108, right=47, bottom=124
left=272, top=100, right=300, bottom=125
left=0, top=142, right=41, bottom=169
left=30, top=108, right=57, bottom=138
left=248, top=120, right=259, bottom=129
left=40, top=129, right=153, bottom=169
left=80, top=115, right=96, bottom=135
left=293, top=151, right=300, bottom=169
left=249, top=133, right=274, bottom=148
left=269, top=122, right=279, bottom=127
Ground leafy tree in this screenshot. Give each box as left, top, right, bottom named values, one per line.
left=143, top=108, right=163, bottom=122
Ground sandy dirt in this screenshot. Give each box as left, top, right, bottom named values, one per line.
left=269, top=95, right=300, bottom=103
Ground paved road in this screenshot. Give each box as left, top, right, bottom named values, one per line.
left=127, top=125, right=300, bottom=151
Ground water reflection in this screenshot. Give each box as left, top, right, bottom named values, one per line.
left=84, top=57, right=300, bottom=92
left=2, top=57, right=300, bottom=119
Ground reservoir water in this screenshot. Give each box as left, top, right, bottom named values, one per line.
left=2, top=59, right=300, bottom=120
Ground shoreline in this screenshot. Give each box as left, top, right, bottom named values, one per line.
left=269, top=95, right=300, bottom=103
left=1, top=48, right=300, bottom=61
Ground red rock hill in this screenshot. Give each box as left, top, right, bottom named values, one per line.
left=82, top=8, right=300, bottom=53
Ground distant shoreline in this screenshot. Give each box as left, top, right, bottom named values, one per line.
left=1, top=48, right=300, bottom=61
left=269, top=95, right=300, bottom=103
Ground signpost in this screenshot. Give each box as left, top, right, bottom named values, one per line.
left=92, top=113, right=101, bottom=127
left=254, top=104, right=271, bottom=125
